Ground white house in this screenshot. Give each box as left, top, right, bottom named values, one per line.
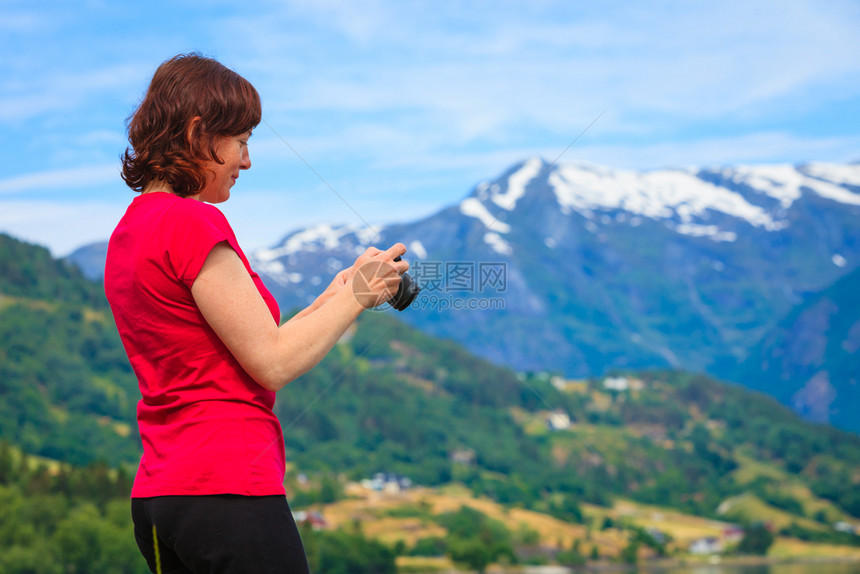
left=546, top=409, right=572, bottom=431
left=689, top=537, right=723, bottom=555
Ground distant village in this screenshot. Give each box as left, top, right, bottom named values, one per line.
left=291, top=373, right=860, bottom=559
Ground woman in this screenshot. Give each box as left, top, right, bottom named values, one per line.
left=104, top=53, right=408, bottom=573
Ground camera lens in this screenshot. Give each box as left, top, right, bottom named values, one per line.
left=389, top=256, right=420, bottom=311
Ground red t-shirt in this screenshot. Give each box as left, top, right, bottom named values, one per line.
left=104, top=192, right=286, bottom=497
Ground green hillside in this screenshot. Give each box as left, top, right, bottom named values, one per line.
left=0, top=232, right=859, bottom=571
left=281, top=312, right=860, bottom=525
left=0, top=234, right=139, bottom=466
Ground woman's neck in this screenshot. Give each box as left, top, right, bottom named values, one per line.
left=142, top=180, right=175, bottom=195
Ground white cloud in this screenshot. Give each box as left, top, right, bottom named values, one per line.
left=241, top=1, right=860, bottom=132
left=0, top=199, right=126, bottom=256
left=570, top=132, right=860, bottom=171
left=0, top=165, right=121, bottom=195
left=0, top=63, right=145, bottom=123
left=1, top=1, right=859, bottom=256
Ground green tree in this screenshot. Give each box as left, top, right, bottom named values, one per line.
left=556, top=539, right=586, bottom=567
left=620, top=539, right=639, bottom=564
left=51, top=503, right=145, bottom=573
left=437, top=506, right=516, bottom=572
left=0, top=440, right=12, bottom=484
left=410, top=536, right=447, bottom=556
left=737, top=523, right=775, bottom=556
left=306, top=528, right=396, bottom=574
left=448, top=537, right=493, bottom=573
left=0, top=539, right=62, bottom=574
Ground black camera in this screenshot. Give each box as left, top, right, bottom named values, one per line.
left=388, top=256, right=420, bottom=311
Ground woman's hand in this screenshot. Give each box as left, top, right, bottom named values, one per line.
left=318, top=268, right=351, bottom=300
left=287, top=243, right=408, bottom=322
left=347, top=243, right=409, bottom=309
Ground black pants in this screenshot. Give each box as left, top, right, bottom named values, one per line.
left=131, top=495, right=310, bottom=574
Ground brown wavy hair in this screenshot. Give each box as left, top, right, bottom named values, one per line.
left=121, top=53, right=261, bottom=196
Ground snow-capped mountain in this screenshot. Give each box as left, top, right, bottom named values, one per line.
left=251, top=158, right=859, bottom=373
left=67, top=158, right=860, bottom=429
left=255, top=158, right=860, bottom=280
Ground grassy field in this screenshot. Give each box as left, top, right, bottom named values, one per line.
left=311, top=481, right=860, bottom=566
left=731, top=448, right=857, bottom=525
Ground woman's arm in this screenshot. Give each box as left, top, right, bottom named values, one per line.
left=286, top=267, right=351, bottom=322
left=191, top=241, right=408, bottom=391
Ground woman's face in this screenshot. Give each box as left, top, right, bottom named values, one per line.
left=196, top=131, right=252, bottom=204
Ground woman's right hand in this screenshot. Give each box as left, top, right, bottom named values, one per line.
left=347, top=243, right=409, bottom=309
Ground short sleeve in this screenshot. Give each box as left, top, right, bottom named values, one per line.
left=160, top=200, right=241, bottom=287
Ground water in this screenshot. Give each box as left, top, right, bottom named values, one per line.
left=638, top=562, right=860, bottom=574
left=524, top=562, right=860, bottom=574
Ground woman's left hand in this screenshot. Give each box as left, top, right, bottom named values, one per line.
left=319, top=268, right=351, bottom=301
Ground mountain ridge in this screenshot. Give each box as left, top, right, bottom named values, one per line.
left=65, top=158, right=860, bottom=431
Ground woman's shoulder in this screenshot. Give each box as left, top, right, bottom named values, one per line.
left=153, top=196, right=239, bottom=253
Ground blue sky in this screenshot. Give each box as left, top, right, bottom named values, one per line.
left=2, top=0, right=859, bottom=256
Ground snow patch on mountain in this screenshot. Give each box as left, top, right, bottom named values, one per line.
left=409, top=240, right=427, bottom=260
left=548, top=163, right=782, bottom=232
left=484, top=232, right=512, bottom=255
left=722, top=165, right=803, bottom=208
left=674, top=223, right=737, bottom=242
left=725, top=164, right=860, bottom=208
left=803, top=162, right=860, bottom=189
left=490, top=157, right=543, bottom=210
left=251, top=257, right=303, bottom=286
left=802, top=175, right=860, bottom=207
left=255, top=223, right=381, bottom=262
left=460, top=197, right=511, bottom=233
